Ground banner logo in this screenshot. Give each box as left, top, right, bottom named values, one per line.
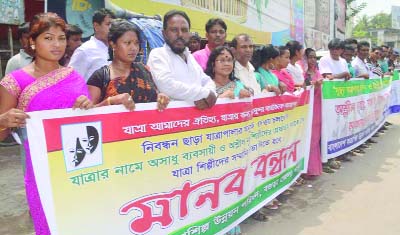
left=61, top=122, right=103, bottom=172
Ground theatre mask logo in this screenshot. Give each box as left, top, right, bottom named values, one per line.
left=61, top=122, right=103, bottom=172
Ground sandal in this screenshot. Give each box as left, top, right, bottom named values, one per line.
left=273, top=198, right=282, bottom=206
left=328, top=159, right=341, bottom=169
left=251, top=211, right=269, bottom=222
left=323, top=165, right=335, bottom=173
left=294, top=177, right=305, bottom=186
left=264, top=202, right=279, bottom=210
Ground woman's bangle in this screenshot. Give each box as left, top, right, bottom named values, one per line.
left=0, top=127, right=8, bottom=132
left=107, top=97, right=112, bottom=106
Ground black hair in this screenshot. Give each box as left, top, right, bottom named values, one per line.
left=381, top=44, right=389, bottom=49
left=344, top=38, right=358, bottom=45
left=277, top=45, right=289, bottom=56
left=371, top=46, right=382, bottom=52
left=344, top=44, right=355, bottom=52
left=328, top=38, right=344, bottom=50
left=17, top=22, right=30, bottom=39
left=190, top=32, right=201, bottom=41
left=92, top=8, right=115, bottom=24
left=357, top=41, right=370, bottom=51
left=231, top=33, right=251, bottom=49
left=205, top=45, right=235, bottom=81
left=163, top=9, right=191, bottom=30
left=66, top=24, right=83, bottom=40
left=304, top=48, right=315, bottom=58
left=251, top=44, right=279, bottom=70
left=205, top=18, right=227, bottom=33
left=108, top=19, right=141, bottom=60
left=285, top=40, right=303, bottom=59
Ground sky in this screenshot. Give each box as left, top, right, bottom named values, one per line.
left=357, top=0, right=400, bottom=16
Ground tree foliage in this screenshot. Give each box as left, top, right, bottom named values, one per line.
left=352, top=13, right=392, bottom=38
left=346, top=0, right=367, bottom=21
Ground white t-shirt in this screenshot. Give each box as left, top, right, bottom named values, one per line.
left=318, top=55, right=349, bottom=78
left=287, top=63, right=304, bottom=84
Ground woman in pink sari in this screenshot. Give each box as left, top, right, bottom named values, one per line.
left=272, top=46, right=296, bottom=92
left=0, top=13, right=95, bottom=235
left=299, top=48, right=324, bottom=177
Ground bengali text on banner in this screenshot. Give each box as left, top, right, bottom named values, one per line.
left=321, top=77, right=391, bottom=162
left=27, top=89, right=312, bottom=235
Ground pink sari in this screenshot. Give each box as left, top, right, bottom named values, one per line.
left=298, top=61, right=323, bottom=176
left=0, top=67, right=89, bottom=235
left=272, top=68, right=295, bottom=92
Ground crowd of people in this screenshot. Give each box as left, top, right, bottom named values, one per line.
left=0, top=8, right=396, bottom=235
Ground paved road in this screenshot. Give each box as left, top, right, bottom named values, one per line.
left=241, top=115, right=400, bottom=235
left=1, top=116, right=400, bottom=235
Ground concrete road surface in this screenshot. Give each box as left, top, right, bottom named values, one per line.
left=1, top=116, right=400, bottom=235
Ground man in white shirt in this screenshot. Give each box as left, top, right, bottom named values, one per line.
left=319, top=38, right=351, bottom=80
left=351, top=41, right=370, bottom=79
left=231, top=33, right=261, bottom=95
left=5, top=22, right=34, bottom=75
left=147, top=10, right=216, bottom=110
left=68, top=8, right=115, bottom=81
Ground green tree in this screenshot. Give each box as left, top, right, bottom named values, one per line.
left=346, top=0, right=367, bottom=21
left=352, top=14, right=369, bottom=37
left=369, top=13, right=392, bottom=29
left=352, top=13, right=392, bottom=38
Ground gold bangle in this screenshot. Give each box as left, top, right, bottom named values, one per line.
left=0, top=127, right=8, bottom=132
left=107, top=97, right=112, bottom=106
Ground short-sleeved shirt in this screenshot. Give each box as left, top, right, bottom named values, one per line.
left=351, top=56, right=370, bottom=78
left=319, top=55, right=349, bottom=77
left=5, top=49, right=33, bottom=76
left=87, top=63, right=158, bottom=103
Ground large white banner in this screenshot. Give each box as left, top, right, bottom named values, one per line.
left=321, top=78, right=391, bottom=162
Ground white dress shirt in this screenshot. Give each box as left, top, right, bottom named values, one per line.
left=68, top=36, right=110, bottom=81
left=5, top=49, right=33, bottom=75
left=234, top=61, right=261, bottom=95
left=351, top=56, right=371, bottom=78
left=319, top=55, right=349, bottom=77
left=147, top=44, right=216, bottom=101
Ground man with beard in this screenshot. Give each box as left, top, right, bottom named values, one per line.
left=231, top=33, right=261, bottom=95
left=147, top=10, right=216, bottom=110
left=193, top=18, right=227, bottom=71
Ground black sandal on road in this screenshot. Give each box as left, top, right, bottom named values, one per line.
left=251, top=211, right=269, bottom=222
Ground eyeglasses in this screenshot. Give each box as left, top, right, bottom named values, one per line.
left=215, top=59, right=234, bottom=64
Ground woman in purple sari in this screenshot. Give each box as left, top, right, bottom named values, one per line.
left=0, top=13, right=94, bottom=235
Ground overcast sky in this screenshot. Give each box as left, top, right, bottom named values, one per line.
left=357, top=0, right=400, bottom=16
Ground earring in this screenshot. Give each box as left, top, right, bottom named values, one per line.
left=31, top=44, right=35, bottom=50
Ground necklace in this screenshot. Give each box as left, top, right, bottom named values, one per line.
left=33, top=61, right=61, bottom=75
